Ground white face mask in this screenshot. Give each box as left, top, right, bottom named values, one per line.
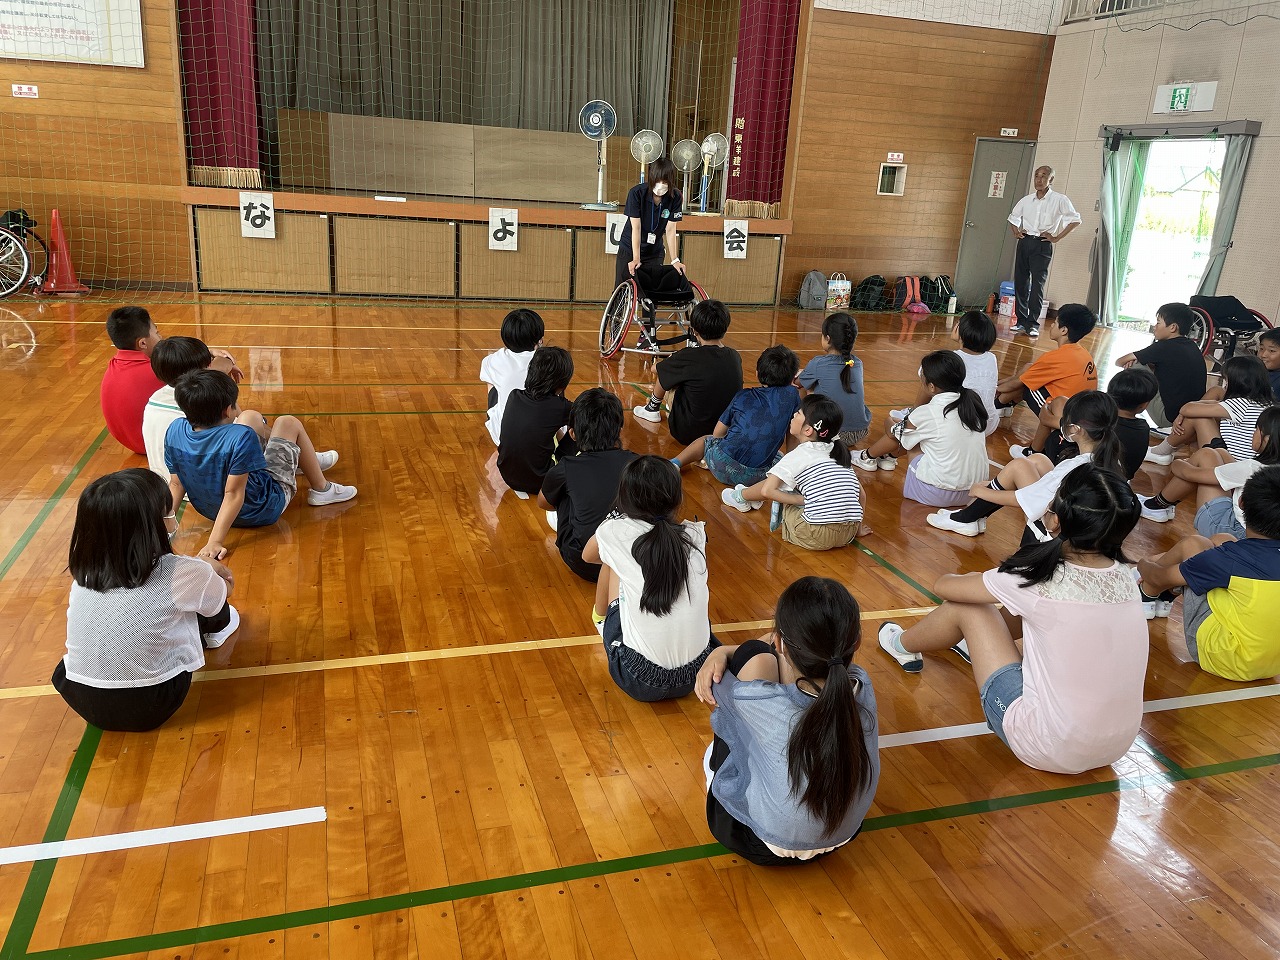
left=651, top=182, right=669, bottom=197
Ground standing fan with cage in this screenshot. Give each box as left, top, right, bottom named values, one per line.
left=579, top=100, right=619, bottom=210
left=695, top=133, right=729, bottom=214
left=631, top=129, right=664, bottom=182
left=670, top=139, right=701, bottom=212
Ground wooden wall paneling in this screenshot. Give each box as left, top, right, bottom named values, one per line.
left=680, top=234, right=782, bottom=305
left=334, top=218, right=456, bottom=297
left=195, top=209, right=331, bottom=294
left=572, top=231, right=621, bottom=303
left=458, top=224, right=572, bottom=300
left=277, top=109, right=332, bottom=190
left=328, top=114, right=476, bottom=197
left=473, top=128, right=601, bottom=203
left=780, top=8, right=1053, bottom=298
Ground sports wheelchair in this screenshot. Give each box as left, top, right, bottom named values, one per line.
left=0, top=210, right=48, bottom=300
left=599, top=263, right=708, bottom=359
left=1187, top=295, right=1273, bottom=369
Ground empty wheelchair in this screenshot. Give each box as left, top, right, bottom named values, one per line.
left=599, top=263, right=707, bottom=359
left=1187, top=295, right=1273, bottom=369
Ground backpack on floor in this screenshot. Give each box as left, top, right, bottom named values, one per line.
left=798, top=270, right=827, bottom=310
left=851, top=275, right=886, bottom=310
left=891, top=276, right=929, bottom=313
left=920, top=276, right=951, bottom=311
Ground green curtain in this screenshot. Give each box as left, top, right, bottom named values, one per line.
left=1197, top=134, right=1253, bottom=295
left=1094, top=138, right=1148, bottom=326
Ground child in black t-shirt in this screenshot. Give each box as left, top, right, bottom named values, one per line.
left=633, top=300, right=743, bottom=446
left=539, top=389, right=638, bottom=582
left=1040, top=368, right=1156, bottom=480
left=1114, top=302, right=1207, bottom=428
left=498, top=346, right=575, bottom=498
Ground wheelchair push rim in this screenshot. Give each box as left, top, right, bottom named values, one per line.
left=0, top=227, right=32, bottom=300
left=599, top=280, right=637, bottom=359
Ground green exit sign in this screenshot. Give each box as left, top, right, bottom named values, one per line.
left=1170, top=86, right=1192, bottom=111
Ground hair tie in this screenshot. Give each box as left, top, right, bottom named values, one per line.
left=649, top=515, right=668, bottom=525
left=844, top=358, right=854, bottom=367
left=827, top=656, right=845, bottom=668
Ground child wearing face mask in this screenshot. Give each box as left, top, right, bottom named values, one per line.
left=615, top=156, right=685, bottom=289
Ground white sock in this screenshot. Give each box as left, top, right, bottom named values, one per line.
left=1151, top=440, right=1175, bottom=455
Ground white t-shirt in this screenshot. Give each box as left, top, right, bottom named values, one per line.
left=893, top=391, right=990, bottom=492
left=1215, top=458, right=1266, bottom=529
left=595, top=516, right=710, bottom=669
left=64, top=554, right=227, bottom=688
left=1014, top=453, right=1093, bottom=529
left=1008, top=188, right=1081, bottom=237
left=769, top=443, right=863, bottom=525
left=984, top=562, right=1147, bottom=774
left=956, top=350, right=999, bottom=436
left=142, top=384, right=183, bottom=481
left=480, top=348, right=536, bottom=445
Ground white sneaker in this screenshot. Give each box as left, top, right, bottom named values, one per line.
left=889, top=408, right=909, bottom=422
left=1155, top=596, right=1175, bottom=618
left=877, top=456, right=898, bottom=471
left=546, top=510, right=558, bottom=531
left=998, top=407, right=1013, bottom=419
left=878, top=623, right=923, bottom=673
left=1140, top=499, right=1176, bottom=523
left=951, top=639, right=972, bottom=664
left=316, top=450, right=339, bottom=471
left=513, top=490, right=530, bottom=500
left=1144, top=447, right=1175, bottom=466
left=852, top=450, right=881, bottom=472
left=1008, top=444, right=1032, bottom=460
left=307, top=481, right=357, bottom=506
left=926, top=509, right=984, bottom=537
left=721, top=485, right=761, bottom=513
left=203, top=605, right=240, bottom=649
left=632, top=404, right=662, bottom=423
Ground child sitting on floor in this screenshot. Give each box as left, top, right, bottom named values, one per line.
left=165, top=370, right=354, bottom=560
left=852, top=351, right=989, bottom=508
left=721, top=394, right=865, bottom=551
left=1142, top=355, right=1273, bottom=468
left=796, top=313, right=872, bottom=446
left=497, top=346, right=575, bottom=498
left=671, top=344, right=800, bottom=488
left=1114, top=302, right=1207, bottom=430
left=582, top=456, right=715, bottom=702
left=880, top=463, right=1147, bottom=776
left=1137, top=466, right=1280, bottom=682
left=143, top=336, right=245, bottom=482
left=481, top=308, right=544, bottom=445
left=1033, top=367, right=1157, bottom=480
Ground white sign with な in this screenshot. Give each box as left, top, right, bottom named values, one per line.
left=605, top=213, right=628, bottom=255
left=723, top=219, right=748, bottom=260
left=488, top=208, right=519, bottom=251
left=239, top=192, right=275, bottom=239
left=988, top=171, right=1007, bottom=199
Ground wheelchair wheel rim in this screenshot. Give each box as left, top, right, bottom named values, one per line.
left=0, top=230, right=31, bottom=298
left=599, top=283, right=634, bottom=358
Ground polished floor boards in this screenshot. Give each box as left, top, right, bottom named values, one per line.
left=0, top=299, right=1278, bottom=959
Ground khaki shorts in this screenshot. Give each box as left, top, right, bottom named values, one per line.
left=780, top=504, right=858, bottom=551
left=263, top=437, right=300, bottom=501
left=1146, top=388, right=1171, bottom=429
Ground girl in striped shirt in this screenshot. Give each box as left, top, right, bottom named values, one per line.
left=1145, top=355, right=1273, bottom=466
left=722, top=394, right=866, bottom=551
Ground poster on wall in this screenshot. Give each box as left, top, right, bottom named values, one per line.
left=0, top=0, right=144, bottom=68
left=489, top=208, right=519, bottom=252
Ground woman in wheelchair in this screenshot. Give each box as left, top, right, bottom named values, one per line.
left=616, top=156, right=685, bottom=290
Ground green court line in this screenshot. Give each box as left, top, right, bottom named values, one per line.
left=0, top=429, right=108, bottom=583
left=1137, top=738, right=1190, bottom=780
left=852, top=539, right=942, bottom=604
left=21, top=749, right=1280, bottom=960
left=0, top=725, right=102, bottom=960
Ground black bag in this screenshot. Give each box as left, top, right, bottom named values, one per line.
left=851, top=275, right=886, bottom=310
left=798, top=270, right=827, bottom=310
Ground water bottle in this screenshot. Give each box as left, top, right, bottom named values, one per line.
left=946, top=295, right=957, bottom=315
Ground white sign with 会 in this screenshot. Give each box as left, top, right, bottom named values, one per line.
left=239, top=192, right=275, bottom=239
left=489, top=208, right=519, bottom=251
left=723, top=220, right=748, bottom=260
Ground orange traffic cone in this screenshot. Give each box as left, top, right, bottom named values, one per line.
left=40, top=209, right=89, bottom=295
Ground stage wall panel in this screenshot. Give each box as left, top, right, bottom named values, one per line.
left=195, top=208, right=331, bottom=293
left=335, top=218, right=456, bottom=297
left=459, top=224, right=572, bottom=300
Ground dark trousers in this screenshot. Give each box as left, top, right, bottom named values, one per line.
left=613, top=251, right=663, bottom=290
left=1013, top=235, right=1053, bottom=328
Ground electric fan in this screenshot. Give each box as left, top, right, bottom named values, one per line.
left=579, top=100, right=619, bottom=210
left=696, top=133, right=729, bottom=214
left=671, top=139, right=701, bottom=211
left=631, top=129, right=664, bottom=182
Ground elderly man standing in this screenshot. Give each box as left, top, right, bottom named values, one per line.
left=1007, top=165, right=1081, bottom=337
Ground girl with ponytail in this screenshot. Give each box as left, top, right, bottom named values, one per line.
left=722, top=395, right=866, bottom=551
left=582, top=456, right=714, bottom=701
left=852, top=351, right=989, bottom=507
left=929, top=390, right=1125, bottom=541
left=797, top=313, right=872, bottom=446
left=695, top=577, right=879, bottom=865
left=880, top=463, right=1147, bottom=775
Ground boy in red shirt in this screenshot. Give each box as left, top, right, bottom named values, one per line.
left=996, top=303, right=1098, bottom=459
left=101, top=306, right=164, bottom=454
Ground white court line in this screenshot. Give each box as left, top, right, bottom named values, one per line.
left=881, top=722, right=991, bottom=749
left=0, top=806, right=326, bottom=866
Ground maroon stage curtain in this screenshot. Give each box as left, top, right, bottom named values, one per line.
left=178, top=0, right=261, bottom=188
left=727, top=0, right=802, bottom=208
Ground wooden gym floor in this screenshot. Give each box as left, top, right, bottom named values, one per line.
left=0, top=297, right=1278, bottom=960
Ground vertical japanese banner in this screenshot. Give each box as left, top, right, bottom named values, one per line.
left=489, top=208, right=519, bottom=251
left=239, top=192, right=275, bottom=238
left=605, top=213, right=628, bottom=255
left=727, top=0, right=802, bottom=205
left=723, top=220, right=748, bottom=259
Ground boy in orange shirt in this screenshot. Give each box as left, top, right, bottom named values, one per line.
left=996, top=303, right=1098, bottom=458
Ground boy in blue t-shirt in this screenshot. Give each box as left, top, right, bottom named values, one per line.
left=670, top=344, right=801, bottom=488
left=165, top=369, right=356, bottom=560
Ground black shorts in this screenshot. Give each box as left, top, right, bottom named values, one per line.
left=1023, top=385, right=1051, bottom=415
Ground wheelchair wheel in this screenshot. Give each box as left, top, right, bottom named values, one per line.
left=689, top=280, right=708, bottom=305
left=0, top=227, right=32, bottom=300
left=1188, top=306, right=1214, bottom=356
left=600, top=280, right=637, bottom=359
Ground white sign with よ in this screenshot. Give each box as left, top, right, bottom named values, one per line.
left=239, top=192, right=276, bottom=239
left=988, top=171, right=1007, bottom=199
left=489, top=208, right=519, bottom=251
left=604, top=213, right=627, bottom=255
left=722, top=220, right=748, bottom=260
left=0, top=0, right=145, bottom=68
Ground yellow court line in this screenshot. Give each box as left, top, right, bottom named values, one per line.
left=0, top=607, right=937, bottom=701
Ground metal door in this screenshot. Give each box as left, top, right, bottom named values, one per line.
left=954, top=139, right=1037, bottom=308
